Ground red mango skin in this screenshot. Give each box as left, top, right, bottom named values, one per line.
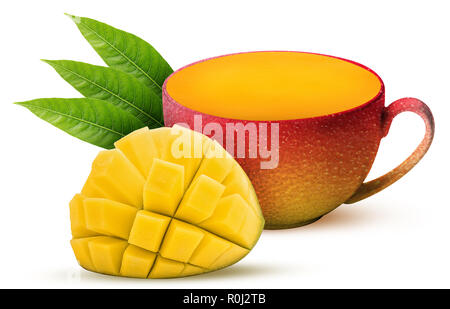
left=162, top=52, right=434, bottom=229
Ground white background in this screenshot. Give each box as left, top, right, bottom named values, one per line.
left=0, top=0, right=448, bottom=288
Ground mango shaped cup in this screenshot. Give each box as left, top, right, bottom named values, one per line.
left=70, top=126, right=264, bottom=278
left=163, top=51, right=435, bottom=229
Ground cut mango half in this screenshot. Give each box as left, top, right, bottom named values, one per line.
left=70, top=125, right=264, bottom=278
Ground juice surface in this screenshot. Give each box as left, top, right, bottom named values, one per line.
left=166, top=52, right=382, bottom=121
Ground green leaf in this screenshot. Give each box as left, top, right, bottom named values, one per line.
left=42, top=59, right=164, bottom=128
left=65, top=14, right=173, bottom=96
left=15, top=98, right=145, bottom=149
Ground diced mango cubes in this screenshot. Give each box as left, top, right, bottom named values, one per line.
left=120, top=245, right=157, bottom=278
left=148, top=256, right=186, bottom=279
left=83, top=149, right=145, bottom=208
left=70, top=125, right=264, bottom=278
left=189, top=233, right=232, bottom=269
left=128, top=210, right=171, bottom=252
left=159, top=220, right=205, bottom=262
left=83, top=198, right=138, bottom=239
left=175, top=175, right=225, bottom=224
left=143, top=159, right=184, bottom=216
left=192, top=141, right=235, bottom=183
left=70, top=237, right=97, bottom=271
left=69, top=194, right=99, bottom=238
left=114, top=127, right=159, bottom=178
left=88, top=236, right=128, bottom=276
left=199, top=194, right=260, bottom=249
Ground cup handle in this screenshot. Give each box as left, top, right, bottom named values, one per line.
left=345, top=97, right=435, bottom=204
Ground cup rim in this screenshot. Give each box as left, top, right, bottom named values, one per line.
left=163, top=50, right=385, bottom=122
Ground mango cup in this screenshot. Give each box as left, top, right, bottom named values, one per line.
left=163, top=51, right=434, bottom=229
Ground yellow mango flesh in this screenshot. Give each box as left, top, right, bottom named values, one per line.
left=71, top=126, right=264, bottom=278
left=166, top=51, right=382, bottom=121
left=143, top=159, right=185, bottom=216
left=120, top=245, right=157, bottom=278
left=82, top=149, right=145, bottom=209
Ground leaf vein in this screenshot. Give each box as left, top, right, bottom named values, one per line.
left=78, top=22, right=162, bottom=91
left=22, top=103, right=125, bottom=137
left=50, top=62, right=163, bottom=126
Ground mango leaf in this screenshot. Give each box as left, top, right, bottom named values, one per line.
left=15, top=98, right=145, bottom=149
left=42, top=60, right=163, bottom=127
left=66, top=14, right=173, bottom=96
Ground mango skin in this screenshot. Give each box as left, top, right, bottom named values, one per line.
left=162, top=57, right=387, bottom=229
left=70, top=126, right=264, bottom=278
